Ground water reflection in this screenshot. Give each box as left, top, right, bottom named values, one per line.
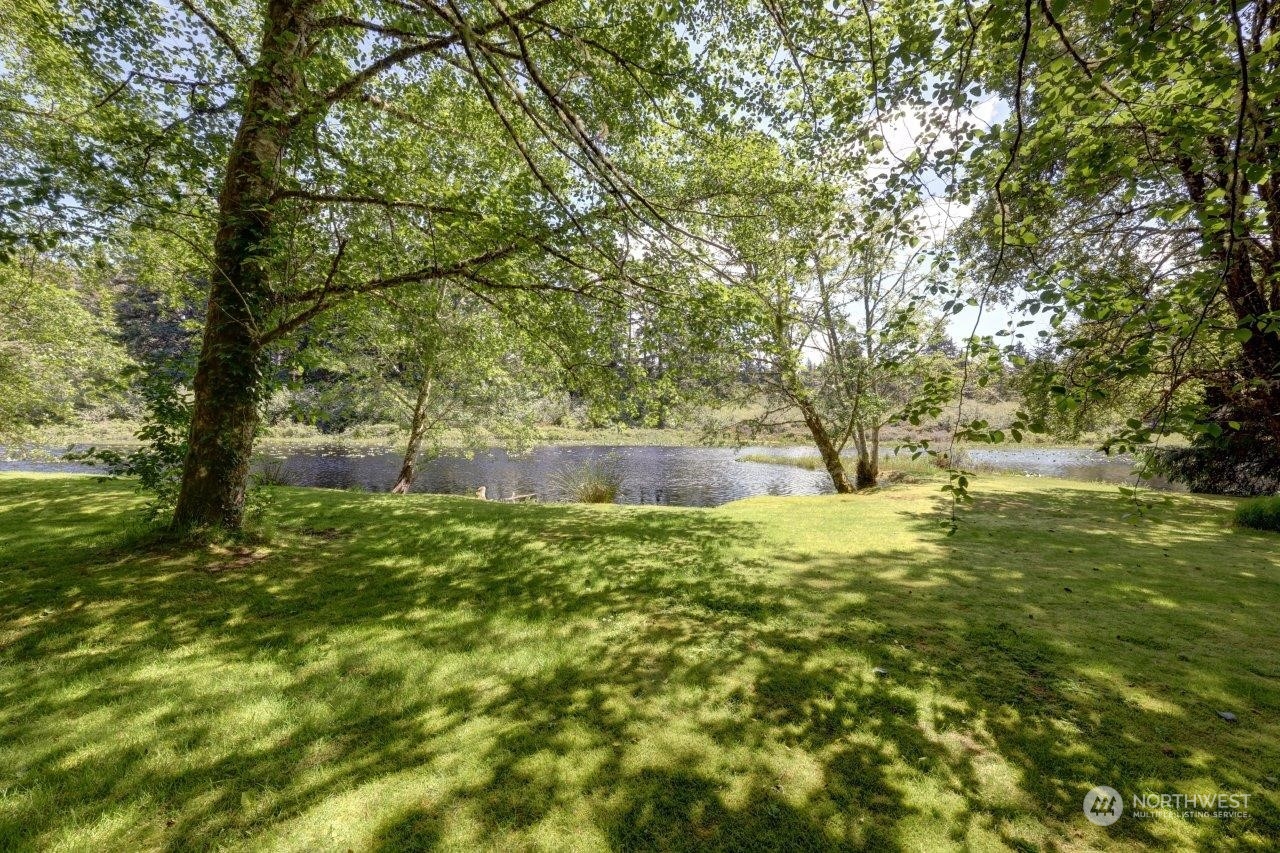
left=257, top=445, right=835, bottom=507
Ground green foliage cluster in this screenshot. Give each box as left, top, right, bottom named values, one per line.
left=0, top=253, right=131, bottom=438
left=943, top=1, right=1280, bottom=494
left=70, top=367, right=192, bottom=521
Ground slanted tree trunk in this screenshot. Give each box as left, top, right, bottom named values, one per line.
left=795, top=394, right=854, bottom=493
left=391, top=373, right=434, bottom=493
left=772, top=299, right=854, bottom=494
left=172, top=0, right=308, bottom=530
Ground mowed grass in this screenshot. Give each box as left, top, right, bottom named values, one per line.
left=0, top=474, right=1277, bottom=851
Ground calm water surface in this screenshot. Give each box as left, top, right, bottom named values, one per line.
left=261, top=445, right=833, bottom=506
left=2, top=442, right=1161, bottom=507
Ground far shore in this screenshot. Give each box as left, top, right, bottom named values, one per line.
left=6, top=419, right=1132, bottom=457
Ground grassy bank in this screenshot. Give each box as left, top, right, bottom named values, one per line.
left=0, top=474, right=1277, bottom=851
left=737, top=451, right=942, bottom=476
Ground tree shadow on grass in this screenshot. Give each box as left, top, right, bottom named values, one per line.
left=0, top=477, right=1277, bottom=850
left=769, top=486, right=1280, bottom=849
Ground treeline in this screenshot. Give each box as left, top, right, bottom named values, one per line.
left=2, top=247, right=1074, bottom=449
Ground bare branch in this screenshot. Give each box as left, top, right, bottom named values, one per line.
left=271, top=189, right=477, bottom=218
left=177, top=0, right=252, bottom=68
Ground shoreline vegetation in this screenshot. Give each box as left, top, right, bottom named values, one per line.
left=1, top=473, right=1275, bottom=850
left=3, top=398, right=1109, bottom=455
left=9, top=420, right=751, bottom=452
left=8, top=417, right=1136, bottom=457
left=736, top=451, right=945, bottom=476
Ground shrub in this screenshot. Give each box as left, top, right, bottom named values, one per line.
left=1234, top=496, right=1280, bottom=532
left=1154, top=443, right=1280, bottom=496
left=930, top=448, right=970, bottom=470
left=251, top=459, right=292, bottom=488
left=73, top=364, right=281, bottom=528
left=552, top=458, right=622, bottom=503
left=70, top=367, right=190, bottom=522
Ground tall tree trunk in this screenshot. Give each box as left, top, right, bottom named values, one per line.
left=870, top=425, right=880, bottom=479
left=796, top=394, right=854, bottom=493
left=391, top=374, right=434, bottom=494
left=1224, top=251, right=1280, bottom=444
left=853, top=424, right=876, bottom=489
left=172, top=0, right=308, bottom=530
left=1180, top=153, right=1280, bottom=445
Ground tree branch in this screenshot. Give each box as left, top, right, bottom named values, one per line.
left=177, top=0, right=252, bottom=68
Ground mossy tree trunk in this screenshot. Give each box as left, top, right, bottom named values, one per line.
left=172, top=0, right=308, bottom=531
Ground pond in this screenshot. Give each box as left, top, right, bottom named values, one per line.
left=2, top=442, right=1164, bottom=507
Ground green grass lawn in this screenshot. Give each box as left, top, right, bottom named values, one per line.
left=1, top=474, right=1277, bottom=851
